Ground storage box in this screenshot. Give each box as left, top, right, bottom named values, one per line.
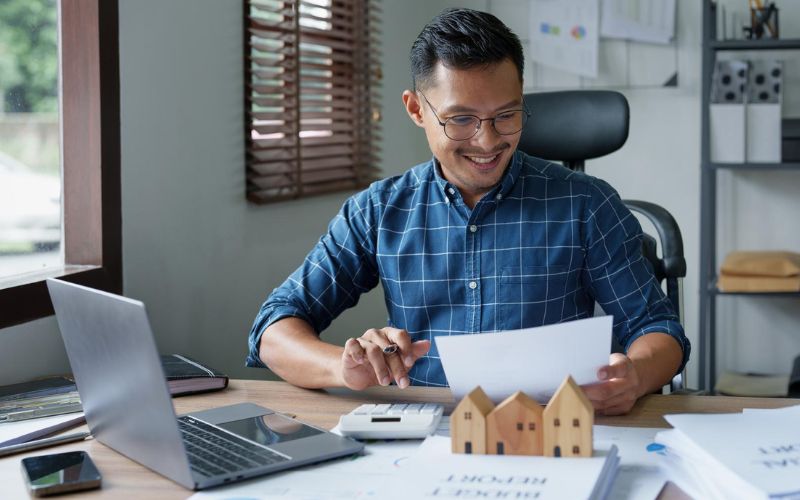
left=746, top=60, right=782, bottom=163
left=710, top=60, right=747, bottom=163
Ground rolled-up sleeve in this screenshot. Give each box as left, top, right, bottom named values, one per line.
left=246, top=188, right=381, bottom=368
left=583, top=178, right=690, bottom=374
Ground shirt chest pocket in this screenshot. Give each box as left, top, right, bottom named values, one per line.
left=497, top=265, right=572, bottom=330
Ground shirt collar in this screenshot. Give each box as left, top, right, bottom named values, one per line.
left=430, top=150, right=523, bottom=203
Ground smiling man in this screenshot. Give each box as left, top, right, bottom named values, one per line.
left=247, top=8, right=690, bottom=415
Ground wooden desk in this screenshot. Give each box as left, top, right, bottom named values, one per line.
left=1, top=380, right=798, bottom=499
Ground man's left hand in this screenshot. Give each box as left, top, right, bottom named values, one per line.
left=581, top=353, right=642, bottom=416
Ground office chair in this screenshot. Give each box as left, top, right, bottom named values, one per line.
left=517, top=90, right=687, bottom=392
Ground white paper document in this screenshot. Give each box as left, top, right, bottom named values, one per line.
left=436, top=316, right=612, bottom=403
left=0, top=412, right=85, bottom=446
left=530, top=0, right=599, bottom=78
left=657, top=409, right=800, bottom=500
left=600, top=0, right=676, bottom=44
left=396, top=435, right=619, bottom=500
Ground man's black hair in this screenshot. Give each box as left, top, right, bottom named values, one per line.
left=410, top=8, right=524, bottom=91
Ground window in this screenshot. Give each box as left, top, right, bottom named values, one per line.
left=528, top=422, right=535, bottom=431
left=554, top=418, right=560, bottom=427
left=244, top=0, right=382, bottom=203
left=0, top=0, right=121, bottom=328
left=464, top=411, right=472, bottom=420
left=516, top=422, right=523, bottom=431
left=573, top=418, right=580, bottom=427
left=0, top=0, right=61, bottom=276
left=572, top=446, right=580, bottom=454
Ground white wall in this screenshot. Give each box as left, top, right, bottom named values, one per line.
left=2, top=0, right=798, bottom=389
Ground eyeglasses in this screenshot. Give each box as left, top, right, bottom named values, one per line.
left=418, top=91, right=530, bottom=141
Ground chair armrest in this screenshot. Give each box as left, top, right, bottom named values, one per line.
left=624, top=200, right=686, bottom=279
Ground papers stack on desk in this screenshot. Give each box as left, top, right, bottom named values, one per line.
left=656, top=405, right=800, bottom=500
left=396, top=435, right=619, bottom=500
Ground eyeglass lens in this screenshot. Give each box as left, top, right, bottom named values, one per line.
left=444, top=111, right=527, bottom=140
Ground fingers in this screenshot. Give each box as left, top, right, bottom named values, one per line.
left=360, top=328, right=413, bottom=388
left=343, top=337, right=366, bottom=368
left=597, top=353, right=630, bottom=381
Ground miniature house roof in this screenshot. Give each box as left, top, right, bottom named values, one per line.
left=545, top=375, right=592, bottom=415
left=457, top=386, right=496, bottom=416
left=491, top=391, right=543, bottom=416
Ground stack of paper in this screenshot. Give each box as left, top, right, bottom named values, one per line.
left=656, top=405, right=800, bottom=500
left=395, top=435, right=619, bottom=500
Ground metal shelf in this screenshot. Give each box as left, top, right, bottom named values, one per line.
left=707, top=162, right=800, bottom=171
left=709, top=39, right=800, bottom=51
left=698, top=1, right=800, bottom=393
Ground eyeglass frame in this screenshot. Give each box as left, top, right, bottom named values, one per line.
left=417, top=91, right=531, bottom=141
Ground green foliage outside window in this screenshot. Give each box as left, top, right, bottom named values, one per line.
left=0, top=0, right=58, bottom=113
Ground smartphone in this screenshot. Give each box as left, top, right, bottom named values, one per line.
left=21, top=451, right=102, bottom=497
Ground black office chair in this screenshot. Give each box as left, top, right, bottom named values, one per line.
left=518, top=90, right=687, bottom=391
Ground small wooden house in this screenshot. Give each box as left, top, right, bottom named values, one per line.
left=451, top=386, right=495, bottom=454
left=542, top=375, right=593, bottom=457
left=486, top=391, right=543, bottom=456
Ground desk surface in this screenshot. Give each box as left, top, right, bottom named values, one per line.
left=1, top=379, right=798, bottom=499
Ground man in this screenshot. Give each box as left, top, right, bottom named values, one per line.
left=247, top=8, right=689, bottom=415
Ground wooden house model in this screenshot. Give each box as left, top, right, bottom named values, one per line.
left=542, top=375, right=593, bottom=457
left=486, top=390, right=543, bottom=456
left=451, top=385, right=494, bottom=454
left=451, top=375, right=594, bottom=457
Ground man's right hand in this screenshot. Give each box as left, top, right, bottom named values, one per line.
left=340, top=327, right=431, bottom=390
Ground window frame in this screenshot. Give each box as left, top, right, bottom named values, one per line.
left=0, top=0, right=121, bottom=329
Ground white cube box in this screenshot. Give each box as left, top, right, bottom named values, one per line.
left=710, top=103, right=745, bottom=163
left=746, top=103, right=782, bottom=163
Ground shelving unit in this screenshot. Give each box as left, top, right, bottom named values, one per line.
left=698, top=1, right=800, bottom=391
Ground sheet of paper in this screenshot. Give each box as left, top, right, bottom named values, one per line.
left=595, top=425, right=667, bottom=500
left=435, top=316, right=612, bottom=403
left=0, top=412, right=85, bottom=446
left=661, top=410, right=800, bottom=499
left=396, top=435, right=618, bottom=499
left=530, top=0, right=599, bottom=78
left=600, top=0, right=676, bottom=44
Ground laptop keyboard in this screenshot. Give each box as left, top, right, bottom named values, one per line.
left=178, top=416, right=290, bottom=477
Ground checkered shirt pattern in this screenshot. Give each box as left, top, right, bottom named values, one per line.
left=247, top=151, right=690, bottom=386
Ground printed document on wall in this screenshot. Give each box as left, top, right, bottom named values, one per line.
left=529, top=0, right=599, bottom=78
left=600, top=0, right=676, bottom=44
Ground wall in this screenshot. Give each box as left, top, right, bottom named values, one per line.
left=2, top=0, right=798, bottom=389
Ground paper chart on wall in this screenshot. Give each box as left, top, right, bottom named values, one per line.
left=529, top=0, right=600, bottom=78
left=600, top=0, right=676, bottom=45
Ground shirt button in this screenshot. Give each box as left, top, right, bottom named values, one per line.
left=468, top=281, right=477, bottom=290
left=495, top=193, right=503, bottom=200
left=469, top=225, right=478, bottom=233
left=444, top=197, right=450, bottom=204
left=448, top=188, right=455, bottom=195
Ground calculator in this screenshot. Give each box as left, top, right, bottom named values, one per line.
left=338, top=403, right=445, bottom=439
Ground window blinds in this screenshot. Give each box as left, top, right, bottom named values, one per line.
left=245, top=0, right=382, bottom=203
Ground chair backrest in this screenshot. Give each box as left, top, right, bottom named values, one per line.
left=519, top=90, right=629, bottom=171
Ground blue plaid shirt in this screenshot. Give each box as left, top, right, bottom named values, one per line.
left=247, top=151, right=689, bottom=386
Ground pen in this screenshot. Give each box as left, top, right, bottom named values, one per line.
left=0, top=431, right=91, bottom=458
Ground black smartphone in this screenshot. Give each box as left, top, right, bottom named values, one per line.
left=21, top=451, right=102, bottom=497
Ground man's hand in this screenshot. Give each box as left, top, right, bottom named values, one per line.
left=582, top=353, right=643, bottom=416
left=340, top=327, right=430, bottom=391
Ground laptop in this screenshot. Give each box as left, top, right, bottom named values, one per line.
left=46, top=279, right=364, bottom=490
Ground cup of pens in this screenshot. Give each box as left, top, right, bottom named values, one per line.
left=746, top=0, right=779, bottom=40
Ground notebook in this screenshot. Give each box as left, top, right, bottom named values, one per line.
left=47, top=279, right=363, bottom=490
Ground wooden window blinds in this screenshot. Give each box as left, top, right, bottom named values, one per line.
left=245, top=0, right=382, bottom=204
